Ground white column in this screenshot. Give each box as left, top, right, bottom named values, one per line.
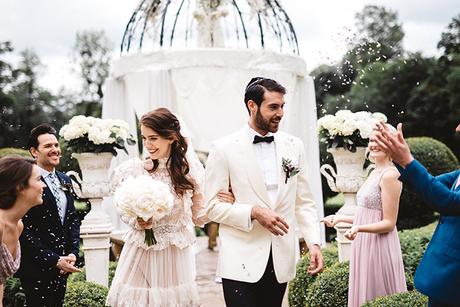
left=80, top=198, right=112, bottom=286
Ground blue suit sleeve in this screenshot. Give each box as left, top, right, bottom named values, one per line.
left=399, top=160, right=460, bottom=215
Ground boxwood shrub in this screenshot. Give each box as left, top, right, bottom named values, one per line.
left=288, top=246, right=339, bottom=307
left=63, top=281, right=108, bottom=307
left=68, top=261, right=118, bottom=287
left=305, top=261, right=349, bottom=307
left=399, top=222, right=435, bottom=276
left=362, top=290, right=428, bottom=306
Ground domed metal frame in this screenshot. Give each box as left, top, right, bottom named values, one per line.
left=121, top=0, right=299, bottom=54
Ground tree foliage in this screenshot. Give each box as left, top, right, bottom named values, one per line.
left=72, top=30, right=112, bottom=117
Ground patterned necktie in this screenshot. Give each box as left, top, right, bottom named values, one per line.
left=48, top=173, right=64, bottom=223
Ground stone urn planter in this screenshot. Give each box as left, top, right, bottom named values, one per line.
left=320, top=147, right=373, bottom=261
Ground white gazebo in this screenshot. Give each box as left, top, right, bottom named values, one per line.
left=102, top=0, right=325, bottom=242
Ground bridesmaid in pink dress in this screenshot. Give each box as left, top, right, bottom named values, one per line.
left=322, top=126, right=407, bottom=306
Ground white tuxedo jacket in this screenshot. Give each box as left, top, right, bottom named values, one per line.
left=205, top=127, right=321, bottom=283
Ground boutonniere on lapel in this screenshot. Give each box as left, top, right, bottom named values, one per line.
left=282, top=157, right=300, bottom=184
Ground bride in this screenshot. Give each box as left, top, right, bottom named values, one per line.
left=106, top=107, right=233, bottom=307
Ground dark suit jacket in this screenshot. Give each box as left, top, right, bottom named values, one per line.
left=17, top=171, right=80, bottom=280
left=398, top=159, right=460, bottom=301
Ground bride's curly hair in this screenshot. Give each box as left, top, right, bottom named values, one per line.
left=140, top=108, right=194, bottom=197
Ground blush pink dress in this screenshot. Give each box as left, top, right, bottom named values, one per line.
left=348, top=167, right=407, bottom=307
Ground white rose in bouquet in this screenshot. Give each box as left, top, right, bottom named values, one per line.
left=113, top=175, right=174, bottom=246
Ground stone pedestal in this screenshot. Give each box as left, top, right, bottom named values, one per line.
left=320, top=147, right=372, bottom=261
left=68, top=152, right=114, bottom=287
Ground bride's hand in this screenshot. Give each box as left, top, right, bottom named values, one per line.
left=137, top=217, right=153, bottom=229
left=217, top=189, right=235, bottom=204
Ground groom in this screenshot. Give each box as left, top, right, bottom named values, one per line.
left=205, top=77, right=323, bottom=307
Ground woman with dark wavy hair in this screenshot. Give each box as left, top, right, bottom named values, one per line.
left=107, top=108, right=233, bottom=307
left=0, top=155, right=45, bottom=302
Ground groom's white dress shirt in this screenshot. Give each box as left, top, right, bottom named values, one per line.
left=205, top=125, right=321, bottom=283
left=246, top=125, right=278, bottom=204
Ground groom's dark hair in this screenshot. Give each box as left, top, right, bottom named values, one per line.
left=28, top=123, right=57, bottom=150
left=244, top=77, right=286, bottom=114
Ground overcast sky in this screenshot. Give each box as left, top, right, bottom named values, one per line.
left=1, top=0, right=458, bottom=93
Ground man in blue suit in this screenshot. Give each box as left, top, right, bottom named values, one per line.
left=375, top=122, right=460, bottom=307
left=17, top=124, right=81, bottom=307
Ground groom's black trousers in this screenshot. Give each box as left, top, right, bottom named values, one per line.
left=222, top=252, right=287, bottom=307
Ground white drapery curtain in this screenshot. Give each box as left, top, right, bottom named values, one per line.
left=102, top=48, right=325, bottom=243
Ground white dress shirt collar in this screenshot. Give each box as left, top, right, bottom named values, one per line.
left=38, top=166, right=57, bottom=179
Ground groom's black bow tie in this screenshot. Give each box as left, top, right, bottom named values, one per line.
left=253, top=135, right=274, bottom=144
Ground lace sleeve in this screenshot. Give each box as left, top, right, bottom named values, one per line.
left=188, top=154, right=209, bottom=227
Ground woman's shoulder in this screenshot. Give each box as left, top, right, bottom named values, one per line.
left=380, top=167, right=401, bottom=186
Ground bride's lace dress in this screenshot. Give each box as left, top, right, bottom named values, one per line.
left=106, top=157, right=208, bottom=307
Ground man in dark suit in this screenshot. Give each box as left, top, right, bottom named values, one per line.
left=375, top=122, right=460, bottom=307
left=17, top=124, right=81, bottom=307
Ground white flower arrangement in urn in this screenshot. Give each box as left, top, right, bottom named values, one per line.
left=317, top=110, right=387, bottom=152
left=59, top=115, right=136, bottom=156
left=318, top=110, right=389, bottom=261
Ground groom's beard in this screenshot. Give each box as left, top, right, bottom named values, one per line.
left=255, top=109, right=281, bottom=134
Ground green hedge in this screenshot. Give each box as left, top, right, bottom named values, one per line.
left=399, top=222, right=436, bottom=276
left=323, top=194, right=344, bottom=242
left=2, top=277, right=26, bottom=307
left=4, top=261, right=118, bottom=306
left=0, top=147, right=30, bottom=159
left=68, top=261, right=118, bottom=287
left=63, top=281, right=108, bottom=307
left=398, top=137, right=458, bottom=229
left=362, top=290, right=428, bottom=306
left=305, top=261, right=349, bottom=307
left=288, top=246, right=339, bottom=307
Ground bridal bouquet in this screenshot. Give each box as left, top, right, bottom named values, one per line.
left=113, top=175, right=174, bottom=246
left=317, top=110, right=387, bottom=152
left=59, top=115, right=136, bottom=156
